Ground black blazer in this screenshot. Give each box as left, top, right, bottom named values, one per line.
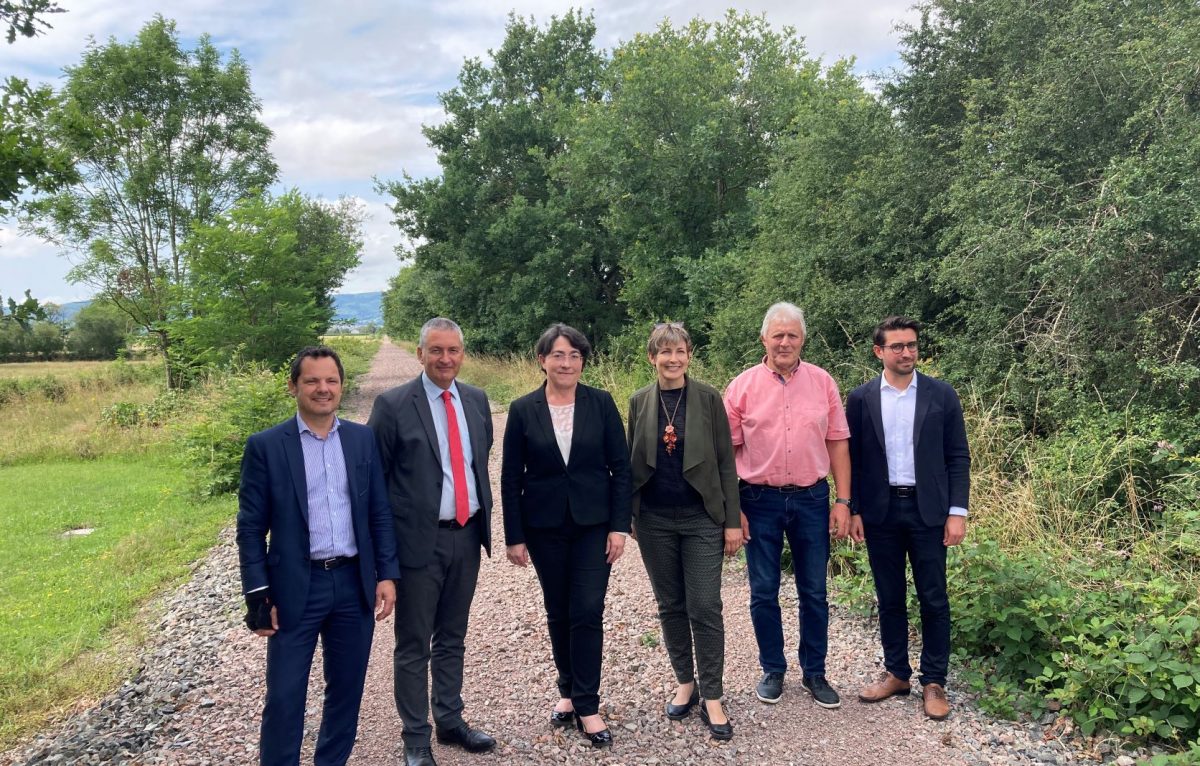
left=368, top=376, right=494, bottom=568
left=500, top=382, right=633, bottom=546
left=236, top=417, right=400, bottom=631
left=846, top=372, right=971, bottom=527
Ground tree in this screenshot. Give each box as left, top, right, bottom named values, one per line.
left=169, top=191, right=362, bottom=370
left=380, top=11, right=619, bottom=352
left=558, top=12, right=819, bottom=341
left=1, top=0, right=63, bottom=43
left=1, top=78, right=74, bottom=220
left=67, top=300, right=136, bottom=359
left=25, top=16, right=277, bottom=385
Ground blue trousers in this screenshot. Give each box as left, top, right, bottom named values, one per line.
left=260, top=564, right=374, bottom=766
left=741, top=479, right=830, bottom=677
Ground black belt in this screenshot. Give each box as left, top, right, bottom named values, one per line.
left=740, top=479, right=822, bottom=493
left=438, top=514, right=477, bottom=530
left=311, top=555, right=358, bottom=570
left=890, top=486, right=917, bottom=498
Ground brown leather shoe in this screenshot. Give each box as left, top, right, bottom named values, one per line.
left=857, top=672, right=911, bottom=703
left=922, top=683, right=950, bottom=720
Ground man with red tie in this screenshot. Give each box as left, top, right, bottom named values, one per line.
left=369, top=318, right=496, bottom=766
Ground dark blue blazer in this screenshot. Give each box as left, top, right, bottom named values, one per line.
left=846, top=373, right=971, bottom=527
left=236, top=417, right=400, bottom=630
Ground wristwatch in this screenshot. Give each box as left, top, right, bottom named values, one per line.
left=835, top=497, right=857, bottom=515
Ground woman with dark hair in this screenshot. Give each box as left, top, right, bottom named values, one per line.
left=628, top=322, right=741, bottom=740
left=500, top=323, right=632, bottom=748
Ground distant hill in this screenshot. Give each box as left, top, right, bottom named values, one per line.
left=53, top=292, right=383, bottom=327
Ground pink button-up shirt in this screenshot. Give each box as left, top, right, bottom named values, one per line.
left=723, top=359, right=850, bottom=487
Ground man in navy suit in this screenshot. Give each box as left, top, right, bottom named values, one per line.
left=237, top=346, right=400, bottom=765
left=846, top=317, right=970, bottom=720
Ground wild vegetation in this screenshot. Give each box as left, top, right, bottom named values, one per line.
left=385, top=2, right=1200, bottom=757
left=0, top=336, right=378, bottom=747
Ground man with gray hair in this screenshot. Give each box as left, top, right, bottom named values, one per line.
left=369, top=318, right=495, bottom=766
left=723, top=302, right=852, bottom=709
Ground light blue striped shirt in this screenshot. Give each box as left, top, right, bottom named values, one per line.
left=297, top=414, right=359, bottom=558
left=420, top=373, right=481, bottom=522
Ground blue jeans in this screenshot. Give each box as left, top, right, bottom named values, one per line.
left=741, top=479, right=830, bottom=677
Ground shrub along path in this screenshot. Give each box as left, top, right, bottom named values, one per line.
left=3, top=339, right=1108, bottom=765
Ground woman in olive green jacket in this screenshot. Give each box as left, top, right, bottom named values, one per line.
left=628, top=322, right=742, bottom=741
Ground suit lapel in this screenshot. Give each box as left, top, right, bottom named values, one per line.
left=461, top=387, right=487, bottom=479
left=680, top=382, right=704, bottom=472
left=340, top=425, right=359, bottom=505
left=912, top=372, right=931, bottom=452
left=531, top=385, right=566, bottom=470
left=638, top=386, right=659, bottom=471
left=412, top=384, right=441, bottom=465
left=567, top=385, right=591, bottom=468
left=866, top=375, right=887, bottom=451
left=281, top=420, right=310, bottom=528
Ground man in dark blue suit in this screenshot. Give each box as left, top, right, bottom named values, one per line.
left=237, top=346, right=400, bottom=765
left=846, top=317, right=970, bottom=720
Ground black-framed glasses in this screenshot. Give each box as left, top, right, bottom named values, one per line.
left=880, top=341, right=919, bottom=354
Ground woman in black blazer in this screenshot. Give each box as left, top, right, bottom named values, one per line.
left=501, top=323, right=632, bottom=748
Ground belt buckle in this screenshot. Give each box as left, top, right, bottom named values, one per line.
left=322, top=557, right=337, bottom=570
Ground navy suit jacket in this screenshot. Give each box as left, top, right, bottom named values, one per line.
left=235, top=417, right=400, bottom=630
left=846, top=373, right=971, bottom=527
left=368, top=376, right=494, bottom=568
left=500, top=382, right=633, bottom=546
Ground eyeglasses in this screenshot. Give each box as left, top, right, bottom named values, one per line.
left=654, top=321, right=685, bottom=330
left=880, top=341, right=919, bottom=354
left=547, top=351, right=583, bottom=362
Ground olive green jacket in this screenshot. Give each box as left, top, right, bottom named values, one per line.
left=627, top=377, right=741, bottom=529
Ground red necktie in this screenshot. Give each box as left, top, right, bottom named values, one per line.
left=442, top=390, right=470, bottom=526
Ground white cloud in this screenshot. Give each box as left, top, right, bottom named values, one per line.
left=339, top=198, right=410, bottom=294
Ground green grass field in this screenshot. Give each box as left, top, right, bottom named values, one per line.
left=0, top=454, right=233, bottom=743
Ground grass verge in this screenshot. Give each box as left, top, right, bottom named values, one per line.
left=0, top=453, right=233, bottom=747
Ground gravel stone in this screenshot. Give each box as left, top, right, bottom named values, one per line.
left=0, top=339, right=1153, bottom=765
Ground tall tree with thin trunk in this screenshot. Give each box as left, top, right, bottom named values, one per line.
left=25, top=15, right=277, bottom=386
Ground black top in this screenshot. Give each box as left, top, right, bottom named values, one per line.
left=642, top=385, right=705, bottom=510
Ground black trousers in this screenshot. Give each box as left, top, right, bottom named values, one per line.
left=525, top=518, right=611, bottom=716
left=863, top=494, right=951, bottom=686
left=636, top=504, right=726, bottom=699
left=393, top=519, right=482, bottom=746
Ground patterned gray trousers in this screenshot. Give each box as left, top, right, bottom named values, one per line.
left=636, top=504, right=727, bottom=699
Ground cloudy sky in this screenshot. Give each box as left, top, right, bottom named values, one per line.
left=2, top=0, right=919, bottom=304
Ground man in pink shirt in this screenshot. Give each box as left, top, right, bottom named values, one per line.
left=723, top=302, right=852, bottom=709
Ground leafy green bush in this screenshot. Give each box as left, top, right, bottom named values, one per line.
left=178, top=368, right=294, bottom=497
left=947, top=540, right=1200, bottom=745
left=100, top=402, right=141, bottom=428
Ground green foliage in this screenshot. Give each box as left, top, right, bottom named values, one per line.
left=0, top=76, right=73, bottom=217
left=170, top=191, right=363, bottom=371
left=67, top=301, right=137, bottom=360
left=178, top=367, right=294, bottom=497
left=25, top=16, right=277, bottom=386
left=1, top=0, right=63, bottom=43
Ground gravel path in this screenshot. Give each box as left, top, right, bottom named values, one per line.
left=2, top=339, right=1135, bottom=766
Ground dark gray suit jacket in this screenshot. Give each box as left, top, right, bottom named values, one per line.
left=369, top=375, right=494, bottom=568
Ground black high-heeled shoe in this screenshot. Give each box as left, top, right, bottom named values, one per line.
left=574, top=713, right=613, bottom=748
left=699, top=699, right=734, bottom=741
left=550, top=708, right=574, bottom=728
left=666, top=687, right=700, bottom=720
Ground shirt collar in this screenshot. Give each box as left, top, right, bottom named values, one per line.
left=421, top=371, right=460, bottom=402
left=761, top=355, right=800, bottom=382
left=880, top=370, right=920, bottom=394
left=296, top=412, right=340, bottom=436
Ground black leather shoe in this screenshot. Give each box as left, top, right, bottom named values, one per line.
left=699, top=699, right=734, bottom=741
left=550, top=708, right=574, bottom=728
left=665, top=687, right=700, bottom=720
left=403, top=746, right=438, bottom=766
left=574, top=713, right=613, bottom=748
left=435, top=722, right=496, bottom=753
